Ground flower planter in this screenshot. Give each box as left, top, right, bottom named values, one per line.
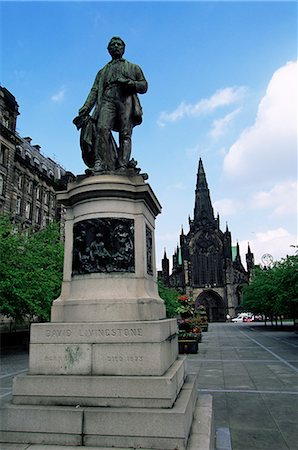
left=178, top=339, right=199, bottom=354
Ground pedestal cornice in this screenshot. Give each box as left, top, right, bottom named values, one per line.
left=57, top=174, right=162, bottom=218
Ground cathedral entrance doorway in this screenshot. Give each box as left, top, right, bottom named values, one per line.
left=195, top=290, right=226, bottom=322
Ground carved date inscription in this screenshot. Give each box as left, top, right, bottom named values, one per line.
left=72, top=218, right=135, bottom=275
left=107, top=355, right=143, bottom=363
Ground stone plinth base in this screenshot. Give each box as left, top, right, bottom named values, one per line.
left=0, top=393, right=213, bottom=450
left=13, top=357, right=186, bottom=408
left=0, top=375, right=207, bottom=450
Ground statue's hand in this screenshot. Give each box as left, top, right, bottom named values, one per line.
left=73, top=114, right=88, bottom=130
left=117, top=78, right=135, bottom=91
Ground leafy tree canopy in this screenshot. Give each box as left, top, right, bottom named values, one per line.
left=242, top=249, right=298, bottom=319
left=0, top=215, right=64, bottom=323
left=158, top=280, right=180, bottom=318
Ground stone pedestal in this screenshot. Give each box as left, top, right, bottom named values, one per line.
left=0, top=174, right=213, bottom=449
left=51, top=174, right=165, bottom=323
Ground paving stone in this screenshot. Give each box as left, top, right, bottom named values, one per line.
left=230, top=428, right=289, bottom=450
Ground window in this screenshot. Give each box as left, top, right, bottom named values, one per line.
left=0, top=174, right=4, bottom=196
left=33, top=157, right=40, bottom=168
left=2, top=116, right=9, bottom=128
left=17, top=174, right=22, bottom=190
left=44, top=191, right=48, bottom=205
left=27, top=181, right=33, bottom=195
left=25, top=151, right=31, bottom=162
left=35, top=206, right=41, bottom=224
left=36, top=186, right=41, bottom=201
left=49, top=195, right=54, bottom=210
left=25, top=201, right=32, bottom=220
left=0, top=145, right=7, bottom=165
left=16, top=197, right=21, bottom=215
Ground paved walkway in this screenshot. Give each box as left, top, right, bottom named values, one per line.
left=186, top=322, right=298, bottom=450
left=0, top=347, right=28, bottom=405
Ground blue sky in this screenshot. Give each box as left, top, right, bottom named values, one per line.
left=1, top=1, right=297, bottom=269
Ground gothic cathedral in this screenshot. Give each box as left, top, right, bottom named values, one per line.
left=159, top=158, right=254, bottom=321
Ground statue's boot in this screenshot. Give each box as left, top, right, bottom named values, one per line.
left=118, top=135, right=131, bottom=168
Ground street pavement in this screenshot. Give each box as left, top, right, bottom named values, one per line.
left=0, top=346, right=28, bottom=405
left=187, top=322, right=298, bottom=450
left=1, top=322, right=298, bottom=449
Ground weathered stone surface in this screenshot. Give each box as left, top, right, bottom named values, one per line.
left=84, top=374, right=197, bottom=436
left=1, top=377, right=214, bottom=450
left=29, top=343, right=92, bottom=375
left=13, top=357, right=186, bottom=408
left=83, top=374, right=197, bottom=449
left=28, top=318, right=178, bottom=376
left=28, top=319, right=178, bottom=376
left=187, top=394, right=214, bottom=450
left=0, top=404, right=83, bottom=446
left=92, top=338, right=178, bottom=376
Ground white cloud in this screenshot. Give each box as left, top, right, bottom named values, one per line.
left=51, top=87, right=66, bottom=103
left=156, top=232, right=180, bottom=243
left=158, top=86, right=247, bottom=126
left=209, top=107, right=242, bottom=138
left=239, top=227, right=297, bottom=265
left=213, top=198, right=243, bottom=216
left=252, top=180, right=297, bottom=217
left=224, top=61, right=297, bottom=183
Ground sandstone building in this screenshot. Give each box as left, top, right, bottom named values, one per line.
left=159, top=158, right=254, bottom=321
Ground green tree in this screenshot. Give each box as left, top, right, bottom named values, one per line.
left=272, top=253, right=298, bottom=321
left=242, top=251, right=298, bottom=325
left=158, top=280, right=180, bottom=318
left=0, top=216, right=64, bottom=323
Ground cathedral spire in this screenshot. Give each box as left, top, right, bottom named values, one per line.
left=161, top=248, right=169, bottom=284
left=194, top=158, right=214, bottom=224
left=246, top=242, right=255, bottom=277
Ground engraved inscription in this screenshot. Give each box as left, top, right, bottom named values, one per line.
left=107, top=355, right=143, bottom=363
left=78, top=327, right=143, bottom=338
left=43, top=326, right=144, bottom=341
left=46, top=329, right=72, bottom=337
left=44, top=355, right=64, bottom=362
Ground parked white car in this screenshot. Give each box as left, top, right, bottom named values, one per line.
left=231, top=313, right=253, bottom=323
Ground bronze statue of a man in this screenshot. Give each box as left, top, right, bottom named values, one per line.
left=73, top=36, right=148, bottom=173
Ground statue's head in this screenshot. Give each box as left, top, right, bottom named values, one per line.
left=108, top=36, right=125, bottom=59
